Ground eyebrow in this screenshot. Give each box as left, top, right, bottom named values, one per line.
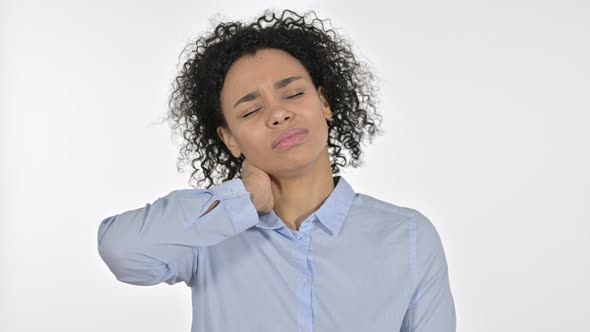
left=233, top=76, right=303, bottom=109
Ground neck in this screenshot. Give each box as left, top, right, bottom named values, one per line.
left=270, top=149, right=335, bottom=231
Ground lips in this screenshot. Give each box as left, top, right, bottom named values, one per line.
left=272, top=128, right=307, bottom=149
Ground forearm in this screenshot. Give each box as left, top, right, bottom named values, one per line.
left=97, top=178, right=258, bottom=286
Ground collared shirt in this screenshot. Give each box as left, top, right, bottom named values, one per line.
left=97, top=175, right=456, bottom=332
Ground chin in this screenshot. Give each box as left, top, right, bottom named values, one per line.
left=273, top=148, right=324, bottom=173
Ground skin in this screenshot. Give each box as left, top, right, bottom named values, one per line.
left=216, top=48, right=335, bottom=232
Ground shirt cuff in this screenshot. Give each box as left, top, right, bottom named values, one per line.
left=200, top=178, right=259, bottom=233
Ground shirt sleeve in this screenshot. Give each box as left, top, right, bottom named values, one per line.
left=400, top=211, right=457, bottom=332
left=96, top=178, right=259, bottom=287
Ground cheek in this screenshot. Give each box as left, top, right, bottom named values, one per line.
left=235, top=129, right=266, bottom=154
left=311, top=113, right=331, bottom=147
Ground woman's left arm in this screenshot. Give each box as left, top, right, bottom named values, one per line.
left=400, top=212, right=457, bottom=332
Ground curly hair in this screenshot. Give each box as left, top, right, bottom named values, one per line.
left=164, top=8, right=384, bottom=189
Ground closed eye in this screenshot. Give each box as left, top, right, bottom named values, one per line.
left=243, top=109, right=260, bottom=118
left=287, top=92, right=303, bottom=99
left=242, top=92, right=303, bottom=118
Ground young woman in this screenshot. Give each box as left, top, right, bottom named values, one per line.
left=97, top=9, right=456, bottom=332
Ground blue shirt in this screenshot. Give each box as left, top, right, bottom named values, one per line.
left=97, top=175, right=456, bottom=332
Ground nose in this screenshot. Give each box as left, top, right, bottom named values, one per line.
left=269, top=105, right=293, bottom=126
left=272, top=114, right=291, bottom=125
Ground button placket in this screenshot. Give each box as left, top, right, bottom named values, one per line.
left=293, top=232, right=314, bottom=332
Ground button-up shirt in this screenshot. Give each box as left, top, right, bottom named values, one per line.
left=97, top=175, right=456, bottom=331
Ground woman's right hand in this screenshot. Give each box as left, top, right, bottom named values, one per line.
left=241, top=158, right=274, bottom=214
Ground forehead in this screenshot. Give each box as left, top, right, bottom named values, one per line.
left=221, top=49, right=311, bottom=95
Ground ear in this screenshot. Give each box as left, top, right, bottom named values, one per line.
left=317, top=86, right=333, bottom=120
left=217, top=126, right=242, bottom=158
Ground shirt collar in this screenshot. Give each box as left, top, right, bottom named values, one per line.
left=255, top=175, right=356, bottom=237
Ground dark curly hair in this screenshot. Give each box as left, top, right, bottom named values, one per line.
left=164, top=8, right=384, bottom=189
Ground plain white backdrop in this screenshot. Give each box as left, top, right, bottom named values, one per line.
left=1, top=0, right=589, bottom=331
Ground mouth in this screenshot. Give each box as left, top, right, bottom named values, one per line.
left=272, top=128, right=308, bottom=149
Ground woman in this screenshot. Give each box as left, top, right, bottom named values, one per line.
left=97, top=9, right=456, bottom=332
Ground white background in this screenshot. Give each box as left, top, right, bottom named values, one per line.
left=1, top=0, right=589, bottom=331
